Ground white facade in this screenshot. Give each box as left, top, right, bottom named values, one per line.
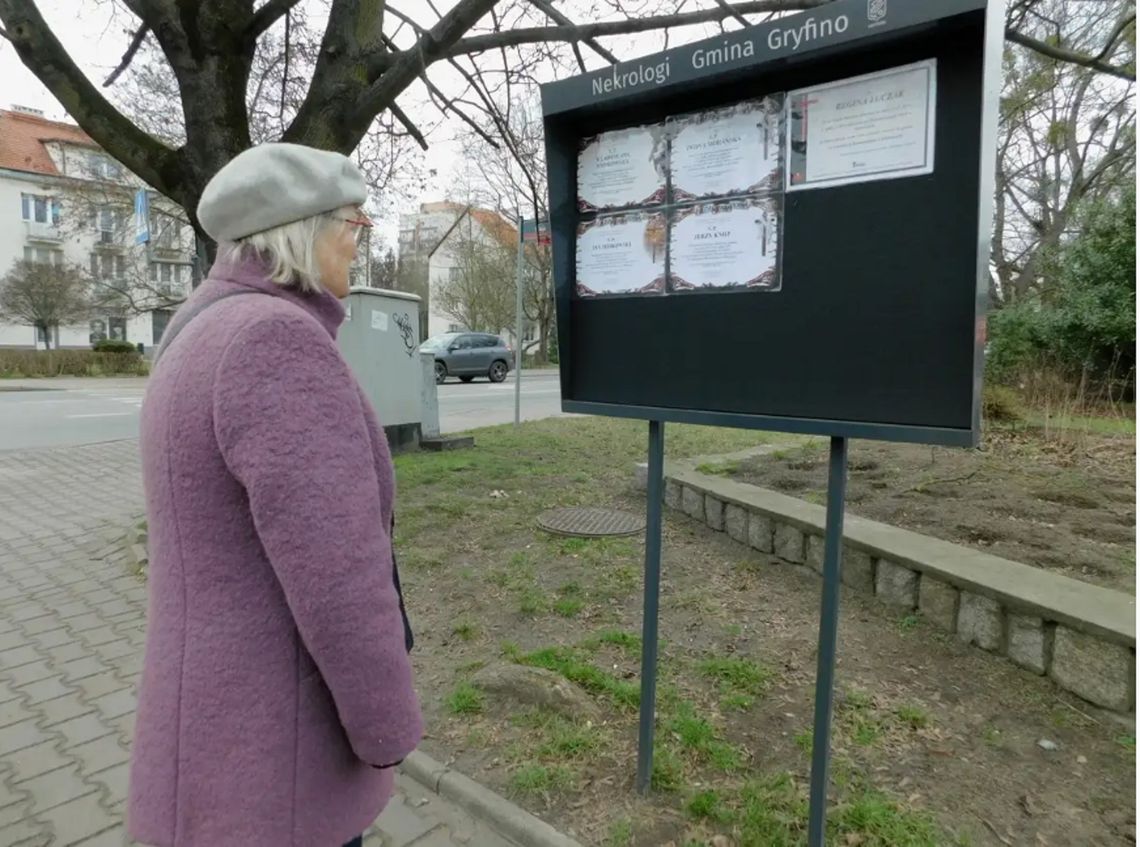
left=0, top=110, right=194, bottom=350
left=397, top=202, right=535, bottom=343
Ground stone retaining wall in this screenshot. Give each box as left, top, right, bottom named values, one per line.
left=645, top=460, right=1136, bottom=714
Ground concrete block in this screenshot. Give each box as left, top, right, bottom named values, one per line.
left=841, top=548, right=876, bottom=594
left=748, top=512, right=773, bottom=554
left=664, top=479, right=682, bottom=511
left=1050, top=626, right=1134, bottom=712
left=806, top=535, right=824, bottom=574
left=633, top=463, right=648, bottom=491
left=705, top=496, right=725, bottom=531
left=682, top=487, right=705, bottom=522
left=957, top=592, right=1003, bottom=652
left=724, top=505, right=749, bottom=544
left=1007, top=614, right=1049, bottom=675
left=919, top=576, right=959, bottom=632
left=875, top=560, right=918, bottom=609
left=773, top=523, right=804, bottom=564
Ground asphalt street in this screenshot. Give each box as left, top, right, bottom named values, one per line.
left=0, top=371, right=565, bottom=450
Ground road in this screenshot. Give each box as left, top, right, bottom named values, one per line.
left=0, top=372, right=565, bottom=451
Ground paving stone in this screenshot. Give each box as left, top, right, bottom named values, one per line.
left=30, top=629, right=74, bottom=650
left=1007, top=614, right=1049, bottom=675
left=58, top=657, right=109, bottom=684
left=7, top=740, right=71, bottom=783
left=747, top=512, right=773, bottom=554
left=773, top=523, right=804, bottom=564
left=90, top=689, right=135, bottom=721
left=957, top=592, right=1003, bottom=652
left=0, top=817, right=50, bottom=845
left=32, top=791, right=116, bottom=845
left=73, top=672, right=129, bottom=702
left=63, top=614, right=104, bottom=635
left=0, top=698, right=34, bottom=730
left=77, top=628, right=123, bottom=650
left=374, top=794, right=442, bottom=845
left=724, top=504, right=749, bottom=544
left=37, top=694, right=94, bottom=728
left=70, top=825, right=126, bottom=846
left=8, top=605, right=47, bottom=624
left=0, top=719, right=49, bottom=756
left=4, top=662, right=56, bottom=688
left=54, top=713, right=114, bottom=749
left=89, top=761, right=129, bottom=805
left=18, top=677, right=74, bottom=707
left=44, top=642, right=89, bottom=667
left=1050, top=626, right=1134, bottom=712
left=919, top=576, right=959, bottom=631
left=875, top=560, right=918, bottom=609
left=67, top=735, right=129, bottom=777
left=0, top=632, right=30, bottom=652
left=0, top=798, right=35, bottom=829
left=704, top=495, right=725, bottom=531
left=19, top=764, right=98, bottom=814
left=93, top=642, right=135, bottom=664
left=0, top=646, right=42, bottom=671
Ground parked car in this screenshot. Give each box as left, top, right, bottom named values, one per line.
left=420, top=332, right=513, bottom=384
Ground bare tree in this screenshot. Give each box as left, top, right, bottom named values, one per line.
left=3, top=0, right=1129, bottom=271
left=0, top=259, right=92, bottom=349
left=435, top=221, right=516, bottom=333
left=994, top=0, right=1135, bottom=305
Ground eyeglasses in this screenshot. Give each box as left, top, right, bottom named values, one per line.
left=334, top=210, right=374, bottom=245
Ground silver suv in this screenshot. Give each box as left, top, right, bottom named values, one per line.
left=420, top=332, right=513, bottom=384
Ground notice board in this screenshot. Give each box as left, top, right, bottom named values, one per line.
left=541, top=0, right=1003, bottom=446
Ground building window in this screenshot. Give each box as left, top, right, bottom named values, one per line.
left=149, top=261, right=185, bottom=292
left=90, top=253, right=126, bottom=280
left=448, top=266, right=461, bottom=282
left=150, top=213, right=183, bottom=248
left=108, top=316, right=127, bottom=341
left=152, top=309, right=173, bottom=345
left=23, top=247, right=63, bottom=265
left=20, top=194, right=61, bottom=225
left=94, top=206, right=124, bottom=243
left=88, top=154, right=122, bottom=181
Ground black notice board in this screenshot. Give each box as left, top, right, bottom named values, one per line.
left=541, top=0, right=1001, bottom=446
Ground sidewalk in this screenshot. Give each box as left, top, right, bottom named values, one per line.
left=0, top=440, right=518, bottom=846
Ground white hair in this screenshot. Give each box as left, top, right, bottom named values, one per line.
left=217, top=211, right=351, bottom=294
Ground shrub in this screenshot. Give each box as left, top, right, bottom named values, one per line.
left=93, top=339, right=139, bottom=354
left=0, top=349, right=149, bottom=378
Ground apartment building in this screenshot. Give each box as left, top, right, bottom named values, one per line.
left=0, top=106, right=194, bottom=350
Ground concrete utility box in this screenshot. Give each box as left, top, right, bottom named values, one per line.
left=338, top=287, right=423, bottom=452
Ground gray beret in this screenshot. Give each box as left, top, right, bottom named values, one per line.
left=197, top=143, right=367, bottom=242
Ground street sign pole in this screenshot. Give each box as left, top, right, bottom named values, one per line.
left=514, top=211, right=524, bottom=427
left=636, top=419, right=666, bottom=794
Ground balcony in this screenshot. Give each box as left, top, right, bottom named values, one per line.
left=24, top=221, right=63, bottom=243
left=93, top=230, right=125, bottom=251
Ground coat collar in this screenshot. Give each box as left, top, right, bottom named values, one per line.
left=205, top=253, right=346, bottom=339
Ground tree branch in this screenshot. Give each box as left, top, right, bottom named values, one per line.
left=103, top=23, right=148, bottom=87
left=527, top=0, right=618, bottom=65
left=352, top=0, right=500, bottom=127
left=248, top=0, right=303, bottom=41
left=446, top=0, right=826, bottom=57
left=1005, top=27, right=1136, bottom=81
left=0, top=0, right=180, bottom=195
left=388, top=101, right=429, bottom=150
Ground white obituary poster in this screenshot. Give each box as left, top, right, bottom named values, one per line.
left=577, top=125, right=667, bottom=212
left=670, top=97, right=784, bottom=201
left=669, top=197, right=781, bottom=292
left=576, top=212, right=667, bottom=297
left=786, top=59, right=937, bottom=191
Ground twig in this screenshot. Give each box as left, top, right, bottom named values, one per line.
left=103, top=23, right=148, bottom=87
left=1056, top=696, right=1100, bottom=726
left=388, top=101, right=429, bottom=150
left=905, top=470, right=979, bottom=493
left=981, top=818, right=1015, bottom=846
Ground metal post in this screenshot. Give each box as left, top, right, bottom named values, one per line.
left=807, top=436, right=849, bottom=846
left=636, top=419, right=666, bottom=794
left=514, top=214, right=524, bottom=427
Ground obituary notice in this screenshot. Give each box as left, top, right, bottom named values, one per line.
left=576, top=212, right=668, bottom=297
left=577, top=125, right=668, bottom=212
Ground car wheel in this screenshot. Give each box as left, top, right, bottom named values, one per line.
left=460, top=376, right=475, bottom=383
left=488, top=360, right=508, bottom=383
left=435, top=361, right=447, bottom=384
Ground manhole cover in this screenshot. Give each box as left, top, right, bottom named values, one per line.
left=537, top=506, right=645, bottom=538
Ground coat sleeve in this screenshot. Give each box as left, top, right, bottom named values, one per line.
left=212, top=311, right=422, bottom=768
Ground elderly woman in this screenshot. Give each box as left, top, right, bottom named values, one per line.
left=128, top=143, right=422, bottom=847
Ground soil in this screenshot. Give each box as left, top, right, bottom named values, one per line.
left=393, top=420, right=1136, bottom=847
left=727, top=430, right=1136, bottom=593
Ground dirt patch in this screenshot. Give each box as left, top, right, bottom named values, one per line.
left=393, top=419, right=1135, bottom=847
left=729, top=431, right=1136, bottom=593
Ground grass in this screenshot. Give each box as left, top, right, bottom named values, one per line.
left=452, top=621, right=478, bottom=641
left=516, top=645, right=640, bottom=710
left=667, top=702, right=746, bottom=772
left=696, top=459, right=741, bottom=476
left=896, top=704, right=931, bottom=730
left=605, top=819, right=633, bottom=847
left=508, top=764, right=575, bottom=796
left=698, top=656, right=772, bottom=697
left=445, top=681, right=485, bottom=716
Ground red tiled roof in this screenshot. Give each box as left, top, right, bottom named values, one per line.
left=0, top=109, right=97, bottom=176
left=468, top=208, right=517, bottom=250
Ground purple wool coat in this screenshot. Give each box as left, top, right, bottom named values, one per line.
left=128, top=256, right=422, bottom=847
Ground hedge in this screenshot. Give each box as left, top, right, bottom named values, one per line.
left=0, top=349, right=149, bottom=378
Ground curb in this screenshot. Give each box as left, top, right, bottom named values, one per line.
left=400, top=751, right=582, bottom=847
